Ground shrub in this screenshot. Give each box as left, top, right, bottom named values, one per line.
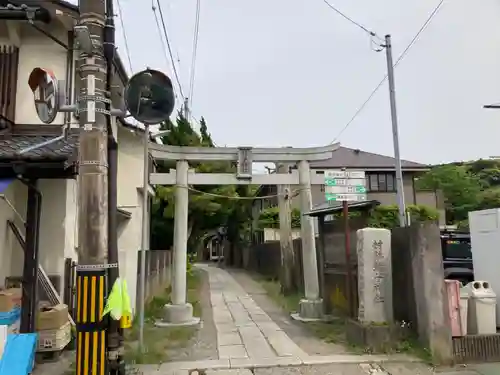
left=368, top=204, right=439, bottom=229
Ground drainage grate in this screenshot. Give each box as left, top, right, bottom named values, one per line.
left=453, top=334, right=500, bottom=363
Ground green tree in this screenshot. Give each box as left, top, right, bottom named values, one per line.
left=416, top=164, right=482, bottom=222
left=257, top=206, right=301, bottom=228
left=150, top=112, right=255, bottom=256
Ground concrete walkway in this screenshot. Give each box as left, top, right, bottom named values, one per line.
left=139, top=264, right=431, bottom=374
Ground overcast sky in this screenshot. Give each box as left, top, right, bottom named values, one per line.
left=82, top=0, right=500, bottom=164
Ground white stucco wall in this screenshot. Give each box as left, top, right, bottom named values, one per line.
left=15, top=27, right=68, bottom=125
left=0, top=19, right=146, bottom=312
left=117, top=127, right=150, bottom=313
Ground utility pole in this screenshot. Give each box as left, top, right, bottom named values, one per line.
left=184, top=97, right=189, bottom=120
left=103, top=0, right=125, bottom=372
left=276, top=163, right=296, bottom=294
left=75, top=0, right=109, bottom=373
left=384, top=34, right=406, bottom=227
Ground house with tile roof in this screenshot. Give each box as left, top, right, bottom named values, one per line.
left=0, top=0, right=154, bottom=320
left=252, top=147, right=445, bottom=242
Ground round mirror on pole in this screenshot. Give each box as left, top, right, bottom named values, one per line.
left=27, top=67, right=60, bottom=124
left=124, top=69, right=175, bottom=125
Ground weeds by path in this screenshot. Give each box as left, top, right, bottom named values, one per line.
left=124, top=270, right=202, bottom=364
left=257, top=275, right=430, bottom=361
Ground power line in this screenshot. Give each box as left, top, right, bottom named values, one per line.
left=152, top=0, right=186, bottom=99
left=152, top=2, right=175, bottom=97
left=330, top=0, right=445, bottom=143
left=322, top=0, right=381, bottom=40
left=188, top=0, right=201, bottom=110
left=116, top=0, right=133, bottom=73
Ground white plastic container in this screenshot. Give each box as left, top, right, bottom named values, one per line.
left=465, top=280, right=497, bottom=334
left=459, top=286, right=470, bottom=335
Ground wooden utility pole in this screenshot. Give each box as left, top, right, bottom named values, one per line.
left=75, top=0, right=109, bottom=373
left=276, top=163, right=296, bottom=294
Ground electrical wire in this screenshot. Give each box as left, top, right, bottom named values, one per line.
left=186, top=185, right=308, bottom=200
left=116, top=0, right=133, bottom=73
left=322, top=0, right=382, bottom=40
left=153, top=0, right=186, bottom=99
left=151, top=1, right=174, bottom=97
left=188, top=0, right=201, bottom=110
left=330, top=0, right=445, bottom=143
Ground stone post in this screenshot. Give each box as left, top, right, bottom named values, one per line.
left=295, top=160, right=323, bottom=321
left=157, top=160, right=200, bottom=327
left=410, top=222, right=453, bottom=364
left=356, top=228, right=393, bottom=323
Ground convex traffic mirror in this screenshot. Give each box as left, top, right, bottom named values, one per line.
left=28, top=67, right=60, bottom=124
left=124, top=69, right=175, bottom=125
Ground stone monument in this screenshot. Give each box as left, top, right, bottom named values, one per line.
left=357, top=228, right=393, bottom=323
left=346, top=227, right=399, bottom=352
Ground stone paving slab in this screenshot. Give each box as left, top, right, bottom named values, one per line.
left=219, top=344, right=249, bottom=359
left=254, top=364, right=371, bottom=375
left=202, top=264, right=310, bottom=361
left=218, top=332, right=243, bottom=346
left=206, top=370, right=253, bottom=375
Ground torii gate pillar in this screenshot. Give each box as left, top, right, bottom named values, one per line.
left=156, top=160, right=200, bottom=327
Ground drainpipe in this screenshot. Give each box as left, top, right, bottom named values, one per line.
left=104, top=0, right=124, bottom=373
left=19, top=180, right=42, bottom=334
left=64, top=30, right=74, bottom=129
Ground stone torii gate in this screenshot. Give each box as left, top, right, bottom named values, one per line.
left=150, top=143, right=340, bottom=324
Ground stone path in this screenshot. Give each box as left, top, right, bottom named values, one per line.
left=207, top=265, right=308, bottom=361
left=138, top=264, right=427, bottom=374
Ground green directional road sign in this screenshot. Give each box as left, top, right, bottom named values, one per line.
left=355, top=186, right=366, bottom=193
left=326, top=193, right=367, bottom=202
left=325, top=178, right=340, bottom=186
left=323, top=169, right=367, bottom=202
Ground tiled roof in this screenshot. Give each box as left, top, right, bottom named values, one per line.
left=0, top=132, right=78, bottom=161
left=309, top=147, right=429, bottom=170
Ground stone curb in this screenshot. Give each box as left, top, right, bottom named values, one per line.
left=136, top=354, right=422, bottom=374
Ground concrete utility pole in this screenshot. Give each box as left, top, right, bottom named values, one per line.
left=384, top=34, right=406, bottom=227
left=75, top=0, right=109, bottom=373
left=149, top=144, right=340, bottom=321
left=276, top=163, right=296, bottom=295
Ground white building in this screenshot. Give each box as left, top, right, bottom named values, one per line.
left=0, top=0, right=152, bottom=315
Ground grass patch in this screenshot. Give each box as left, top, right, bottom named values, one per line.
left=258, top=277, right=351, bottom=347
left=257, top=276, right=429, bottom=360
left=259, top=278, right=302, bottom=313
left=124, top=270, right=202, bottom=364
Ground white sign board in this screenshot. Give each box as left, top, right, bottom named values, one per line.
left=324, top=169, right=367, bottom=202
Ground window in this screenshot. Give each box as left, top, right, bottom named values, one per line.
left=366, top=173, right=396, bottom=192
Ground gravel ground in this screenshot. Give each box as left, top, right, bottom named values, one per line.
left=32, top=351, right=74, bottom=375
left=165, top=267, right=218, bottom=362
left=227, top=269, right=348, bottom=356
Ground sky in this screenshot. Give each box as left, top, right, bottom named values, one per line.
left=73, top=0, right=500, bottom=165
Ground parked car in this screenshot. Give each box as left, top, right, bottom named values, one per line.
left=441, top=229, right=474, bottom=284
